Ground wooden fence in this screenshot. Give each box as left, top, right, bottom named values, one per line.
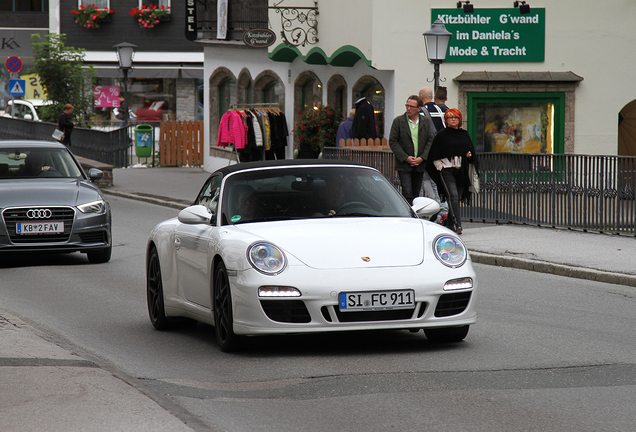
left=159, top=120, right=204, bottom=166
left=338, top=137, right=390, bottom=151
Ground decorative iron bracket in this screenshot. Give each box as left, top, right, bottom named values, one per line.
left=270, top=0, right=318, bottom=47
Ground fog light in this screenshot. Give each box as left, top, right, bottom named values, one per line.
left=258, top=286, right=301, bottom=297
left=443, top=277, right=473, bottom=291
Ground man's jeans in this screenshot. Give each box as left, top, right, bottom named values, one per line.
left=398, top=170, right=424, bottom=206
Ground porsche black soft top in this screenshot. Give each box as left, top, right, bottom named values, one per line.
left=212, top=158, right=372, bottom=177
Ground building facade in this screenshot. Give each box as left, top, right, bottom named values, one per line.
left=1, top=0, right=205, bottom=124
left=199, top=0, right=636, bottom=172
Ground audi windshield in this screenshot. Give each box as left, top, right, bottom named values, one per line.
left=0, top=148, right=83, bottom=179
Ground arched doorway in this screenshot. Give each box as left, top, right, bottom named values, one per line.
left=253, top=70, right=285, bottom=108
left=619, top=100, right=636, bottom=156
left=237, top=68, right=252, bottom=107
left=209, top=67, right=237, bottom=147
left=352, top=76, right=385, bottom=139
left=327, top=74, right=347, bottom=119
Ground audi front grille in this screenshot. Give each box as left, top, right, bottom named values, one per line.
left=3, top=207, right=75, bottom=243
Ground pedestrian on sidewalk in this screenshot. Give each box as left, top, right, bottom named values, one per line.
left=388, top=95, right=435, bottom=205
left=425, top=108, right=478, bottom=235
left=57, top=104, right=75, bottom=147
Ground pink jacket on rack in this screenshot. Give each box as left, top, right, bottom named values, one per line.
left=217, top=111, right=248, bottom=149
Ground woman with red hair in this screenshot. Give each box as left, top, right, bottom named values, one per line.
left=425, top=108, right=478, bottom=234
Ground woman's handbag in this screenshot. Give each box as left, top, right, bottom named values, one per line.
left=52, top=128, right=64, bottom=142
left=468, top=163, right=480, bottom=193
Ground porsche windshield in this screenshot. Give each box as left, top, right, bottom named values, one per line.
left=222, top=166, right=414, bottom=224
left=0, top=148, right=83, bottom=179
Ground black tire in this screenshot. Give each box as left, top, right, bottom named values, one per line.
left=87, top=243, right=112, bottom=264
left=214, top=262, right=240, bottom=352
left=147, top=247, right=170, bottom=330
left=424, top=325, right=470, bottom=343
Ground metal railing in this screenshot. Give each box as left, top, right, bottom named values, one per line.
left=324, top=147, right=636, bottom=236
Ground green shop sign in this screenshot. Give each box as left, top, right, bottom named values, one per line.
left=431, top=8, right=545, bottom=62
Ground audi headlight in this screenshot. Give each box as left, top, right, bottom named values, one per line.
left=248, top=243, right=286, bottom=275
left=433, top=235, right=467, bottom=267
left=77, top=200, right=106, bottom=214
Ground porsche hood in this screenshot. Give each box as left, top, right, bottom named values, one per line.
left=236, top=218, right=426, bottom=269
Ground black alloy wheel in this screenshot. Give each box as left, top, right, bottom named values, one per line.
left=214, top=262, right=240, bottom=352
left=147, top=247, right=170, bottom=330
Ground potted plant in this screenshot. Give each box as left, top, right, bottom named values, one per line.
left=129, top=4, right=171, bottom=29
left=294, top=104, right=341, bottom=158
left=70, top=4, right=113, bottom=29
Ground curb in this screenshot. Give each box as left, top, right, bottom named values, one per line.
left=102, top=190, right=189, bottom=211
left=470, top=251, right=636, bottom=288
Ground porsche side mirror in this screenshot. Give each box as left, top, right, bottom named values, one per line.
left=178, top=205, right=212, bottom=225
left=412, top=196, right=441, bottom=218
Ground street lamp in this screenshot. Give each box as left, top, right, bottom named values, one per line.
left=423, top=19, right=452, bottom=93
left=113, top=42, right=137, bottom=133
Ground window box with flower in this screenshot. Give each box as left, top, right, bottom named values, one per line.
left=70, top=4, right=113, bottom=29
left=294, top=104, right=342, bottom=159
left=129, top=4, right=171, bottom=29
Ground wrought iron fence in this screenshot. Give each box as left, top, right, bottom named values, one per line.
left=323, top=147, right=636, bottom=235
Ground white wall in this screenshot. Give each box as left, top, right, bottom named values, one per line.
left=203, top=0, right=636, bottom=171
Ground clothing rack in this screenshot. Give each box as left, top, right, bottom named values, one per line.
left=229, top=104, right=282, bottom=114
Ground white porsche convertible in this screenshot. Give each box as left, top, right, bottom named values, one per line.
left=146, top=160, right=477, bottom=351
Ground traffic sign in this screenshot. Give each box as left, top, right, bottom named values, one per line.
left=9, top=79, right=26, bottom=96
left=6, top=56, right=22, bottom=73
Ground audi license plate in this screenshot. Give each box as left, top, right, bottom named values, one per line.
left=16, top=222, right=64, bottom=234
left=339, top=289, right=415, bottom=312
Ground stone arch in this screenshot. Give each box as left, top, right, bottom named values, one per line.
left=352, top=75, right=385, bottom=139
left=209, top=67, right=237, bottom=148
left=293, top=71, right=323, bottom=143
left=237, top=68, right=252, bottom=107
left=327, top=74, right=347, bottom=119
left=253, top=70, right=285, bottom=107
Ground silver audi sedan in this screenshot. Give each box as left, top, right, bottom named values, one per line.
left=0, top=140, right=112, bottom=263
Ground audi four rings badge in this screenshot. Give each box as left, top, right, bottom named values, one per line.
left=26, top=209, right=52, bottom=219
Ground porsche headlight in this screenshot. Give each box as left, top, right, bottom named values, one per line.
left=433, top=235, right=467, bottom=268
left=77, top=200, right=106, bottom=214
left=248, top=243, right=286, bottom=275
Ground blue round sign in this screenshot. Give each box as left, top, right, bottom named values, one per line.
left=6, top=56, right=22, bottom=73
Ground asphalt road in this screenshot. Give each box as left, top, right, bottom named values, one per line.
left=1, top=196, right=635, bottom=432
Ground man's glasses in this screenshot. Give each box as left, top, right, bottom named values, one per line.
left=405, top=104, right=418, bottom=109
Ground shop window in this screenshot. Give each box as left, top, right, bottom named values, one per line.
left=91, top=77, right=176, bottom=125
left=468, top=93, right=565, bottom=154
left=263, top=81, right=284, bottom=107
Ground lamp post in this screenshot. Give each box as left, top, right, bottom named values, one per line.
left=423, top=19, right=452, bottom=93
left=113, top=42, right=137, bottom=138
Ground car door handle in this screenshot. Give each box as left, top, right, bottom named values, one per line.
left=174, top=237, right=181, bottom=250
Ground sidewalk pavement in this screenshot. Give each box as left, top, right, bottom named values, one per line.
left=2, top=165, right=635, bottom=432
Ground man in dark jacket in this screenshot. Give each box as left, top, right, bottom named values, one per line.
left=352, top=97, right=377, bottom=141
left=388, top=95, right=435, bottom=205
left=58, top=104, right=75, bottom=147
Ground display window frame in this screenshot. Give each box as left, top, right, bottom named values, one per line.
left=467, top=92, right=565, bottom=155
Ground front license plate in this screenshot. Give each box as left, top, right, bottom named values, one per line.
left=16, top=221, right=64, bottom=234
left=339, top=290, right=415, bottom=312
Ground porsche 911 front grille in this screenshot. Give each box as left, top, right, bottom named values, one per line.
left=3, top=207, right=75, bottom=243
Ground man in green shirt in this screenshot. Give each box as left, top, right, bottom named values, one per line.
left=388, top=95, right=436, bottom=205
